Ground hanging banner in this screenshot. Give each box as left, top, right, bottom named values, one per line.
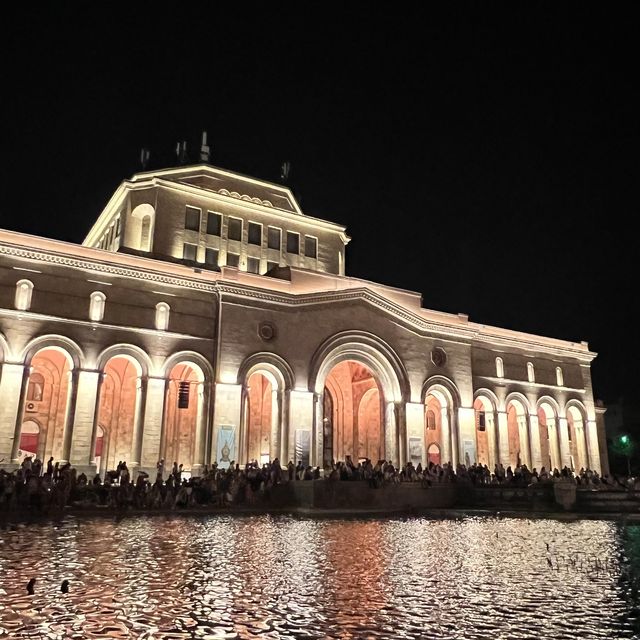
left=216, top=425, right=236, bottom=469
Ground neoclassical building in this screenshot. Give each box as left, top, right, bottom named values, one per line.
left=0, top=164, right=609, bottom=476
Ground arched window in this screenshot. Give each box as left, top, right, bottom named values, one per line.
left=27, top=372, right=45, bottom=401
left=496, top=357, right=504, bottom=378
left=15, top=279, right=34, bottom=311
left=426, top=410, right=436, bottom=430
left=155, top=302, right=170, bottom=331
left=89, top=291, right=106, bottom=322
left=130, top=203, right=155, bottom=252
left=527, top=362, right=535, bottom=383
left=556, top=366, right=564, bottom=386
left=140, top=215, right=152, bottom=251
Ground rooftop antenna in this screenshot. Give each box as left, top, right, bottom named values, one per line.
left=176, top=140, right=189, bottom=165
left=280, top=160, right=291, bottom=182
left=140, top=147, right=150, bottom=170
left=199, top=131, right=210, bottom=163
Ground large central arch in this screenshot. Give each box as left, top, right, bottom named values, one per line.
left=310, top=331, right=408, bottom=466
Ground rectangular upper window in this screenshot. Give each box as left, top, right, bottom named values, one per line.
left=183, top=243, right=197, bottom=261
left=287, top=231, right=299, bottom=254
left=268, top=226, right=281, bottom=250
left=305, top=235, right=317, bottom=259
left=207, top=211, right=222, bottom=236
left=205, top=248, right=219, bottom=267
left=247, top=257, right=260, bottom=274
left=226, top=252, right=240, bottom=268
left=248, top=222, right=262, bottom=245
left=228, top=217, right=242, bottom=241
left=185, top=206, right=201, bottom=232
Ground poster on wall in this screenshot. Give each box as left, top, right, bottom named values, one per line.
left=295, top=429, right=310, bottom=467
left=463, top=439, right=475, bottom=467
left=409, top=437, right=423, bottom=466
left=216, top=425, right=236, bottom=469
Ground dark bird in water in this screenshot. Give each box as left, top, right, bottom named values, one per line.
left=26, top=578, right=36, bottom=595
left=60, top=580, right=69, bottom=594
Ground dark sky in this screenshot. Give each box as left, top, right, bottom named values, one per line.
left=2, top=4, right=637, bottom=404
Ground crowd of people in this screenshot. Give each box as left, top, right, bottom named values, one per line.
left=0, top=452, right=633, bottom=514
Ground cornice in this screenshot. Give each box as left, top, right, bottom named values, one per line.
left=217, top=283, right=479, bottom=341
left=0, top=243, right=218, bottom=292
left=217, top=282, right=596, bottom=360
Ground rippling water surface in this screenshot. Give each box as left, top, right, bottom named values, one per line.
left=2, top=514, right=640, bottom=639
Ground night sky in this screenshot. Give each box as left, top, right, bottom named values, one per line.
left=2, top=4, right=637, bottom=406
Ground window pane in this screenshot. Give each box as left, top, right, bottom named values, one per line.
left=247, top=257, right=260, bottom=274
left=185, top=207, right=201, bottom=231
left=248, top=222, right=262, bottom=245
left=266, top=260, right=278, bottom=274
left=183, top=243, right=197, bottom=261
left=227, top=252, right=239, bottom=267
left=228, top=218, right=242, bottom=241
left=268, top=227, right=281, bottom=250
left=207, top=212, right=221, bottom=235
left=287, top=231, right=299, bottom=254
left=205, top=248, right=218, bottom=267
left=305, top=235, right=317, bottom=259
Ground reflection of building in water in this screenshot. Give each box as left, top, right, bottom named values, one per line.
left=0, top=163, right=608, bottom=475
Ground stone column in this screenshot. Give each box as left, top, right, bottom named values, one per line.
left=0, top=363, right=27, bottom=465
left=558, top=417, right=571, bottom=468
left=130, top=376, right=147, bottom=472
left=211, top=382, right=243, bottom=468
left=497, top=411, right=509, bottom=466
left=548, top=419, right=561, bottom=471
left=486, top=411, right=498, bottom=471
left=384, top=401, right=397, bottom=464
left=585, top=419, right=601, bottom=474
left=192, top=382, right=209, bottom=476
left=577, top=424, right=589, bottom=471
left=312, top=392, right=323, bottom=467
left=60, top=369, right=80, bottom=464
left=528, top=413, right=542, bottom=470
left=457, top=407, right=476, bottom=466
left=69, top=370, right=101, bottom=470
left=281, top=389, right=291, bottom=462
left=404, top=402, right=425, bottom=466
left=270, top=389, right=280, bottom=462
left=238, top=386, right=248, bottom=463
left=440, top=407, right=451, bottom=466
left=517, top=414, right=530, bottom=467
left=395, top=402, right=406, bottom=465
left=140, top=376, right=168, bottom=471
left=444, top=407, right=459, bottom=467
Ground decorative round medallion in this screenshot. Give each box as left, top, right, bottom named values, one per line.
left=431, top=347, right=446, bottom=367
left=258, top=322, right=276, bottom=341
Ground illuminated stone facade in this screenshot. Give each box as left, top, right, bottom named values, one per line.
left=0, top=164, right=609, bottom=476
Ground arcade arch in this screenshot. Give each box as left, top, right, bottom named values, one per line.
left=422, top=378, right=460, bottom=468
left=473, top=393, right=498, bottom=469
left=95, top=355, right=142, bottom=472
left=566, top=403, right=589, bottom=471
left=14, top=345, right=76, bottom=462
left=505, top=396, right=530, bottom=468
left=537, top=399, right=561, bottom=471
